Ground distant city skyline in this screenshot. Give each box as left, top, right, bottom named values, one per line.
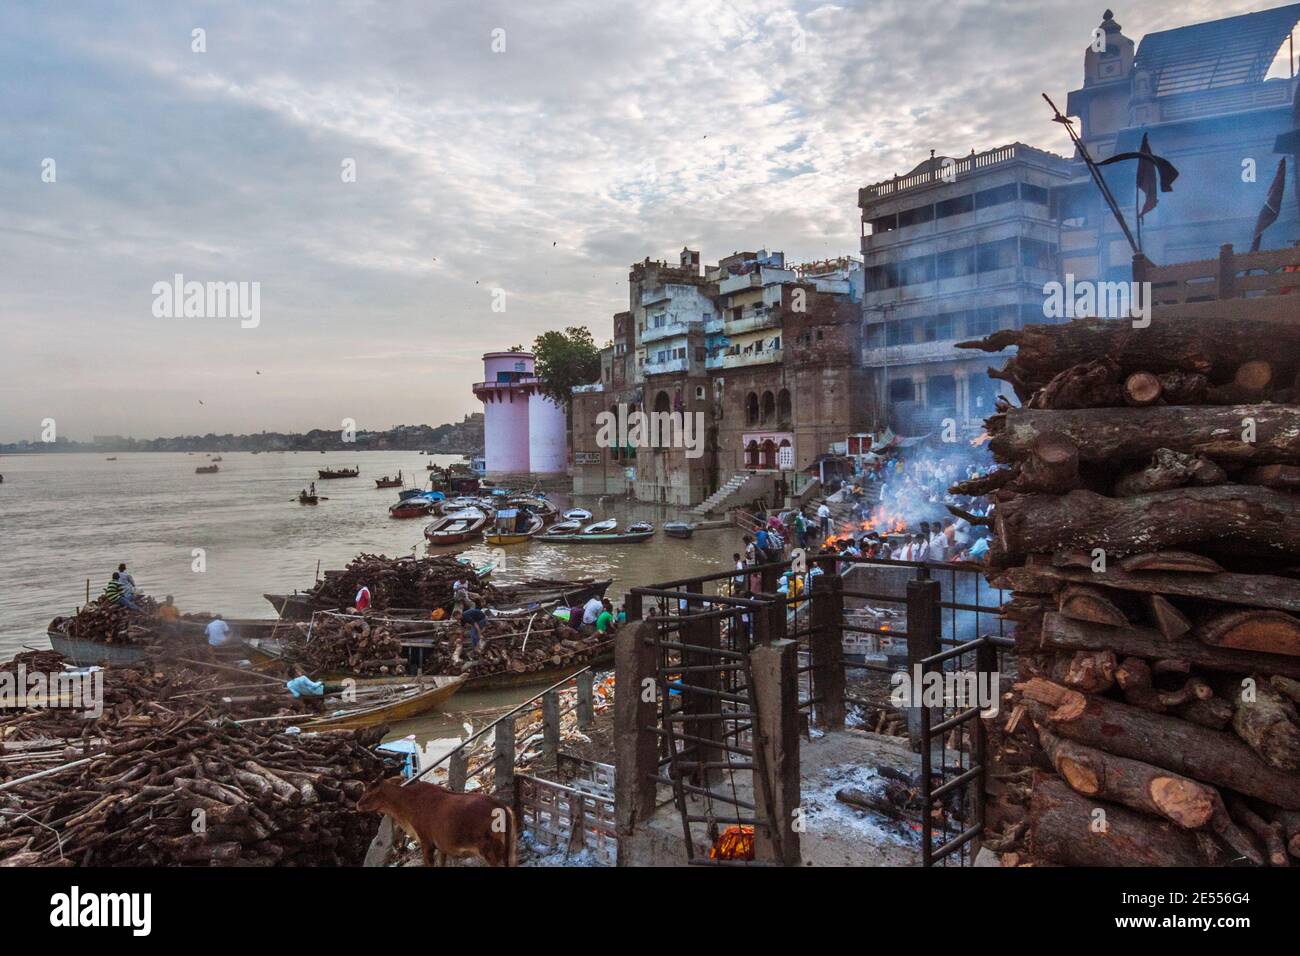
left=0, top=0, right=1281, bottom=442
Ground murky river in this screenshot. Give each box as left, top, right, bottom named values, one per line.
left=0, top=451, right=746, bottom=745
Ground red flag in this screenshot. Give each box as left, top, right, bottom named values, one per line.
left=1251, top=158, right=1287, bottom=253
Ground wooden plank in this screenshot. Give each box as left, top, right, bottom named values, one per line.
left=990, top=563, right=1300, bottom=613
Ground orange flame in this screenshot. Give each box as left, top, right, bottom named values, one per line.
left=970, top=431, right=991, bottom=447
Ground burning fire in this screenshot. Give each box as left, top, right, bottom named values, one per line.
left=969, top=431, right=991, bottom=447
left=709, top=825, right=755, bottom=861
left=824, top=505, right=909, bottom=549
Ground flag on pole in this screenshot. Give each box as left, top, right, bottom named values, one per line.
left=1250, top=158, right=1287, bottom=253
left=1097, top=133, right=1179, bottom=221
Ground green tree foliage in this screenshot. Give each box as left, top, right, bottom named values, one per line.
left=532, top=326, right=601, bottom=406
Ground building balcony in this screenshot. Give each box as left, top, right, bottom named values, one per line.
left=640, top=286, right=672, bottom=307
left=705, top=352, right=725, bottom=370
left=641, top=320, right=693, bottom=344
left=723, top=310, right=780, bottom=335
left=862, top=339, right=996, bottom=368
left=717, top=267, right=795, bottom=295
left=722, top=348, right=783, bottom=369
left=643, top=355, right=691, bottom=375
left=703, top=315, right=724, bottom=334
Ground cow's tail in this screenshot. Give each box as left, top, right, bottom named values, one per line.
left=505, top=806, right=518, bottom=867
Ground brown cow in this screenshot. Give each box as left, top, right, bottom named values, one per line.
left=357, top=778, right=518, bottom=867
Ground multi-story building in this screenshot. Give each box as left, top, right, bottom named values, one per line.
left=1057, top=7, right=1300, bottom=283
left=858, top=144, right=1073, bottom=433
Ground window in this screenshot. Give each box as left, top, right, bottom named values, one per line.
left=1021, top=239, right=1056, bottom=271
left=923, top=315, right=954, bottom=341
left=889, top=379, right=915, bottom=402
left=865, top=264, right=897, bottom=292
left=1021, top=183, right=1049, bottom=206
left=865, top=323, right=886, bottom=348
left=761, top=391, right=775, bottom=424
left=745, top=392, right=759, bottom=425
left=936, top=246, right=975, bottom=279
left=965, top=308, right=999, bottom=338
left=898, top=254, right=935, bottom=286
left=928, top=374, right=957, bottom=412
left=936, top=194, right=973, bottom=219
left=695, top=385, right=706, bottom=400
left=977, top=238, right=1018, bottom=272
left=974, top=183, right=1018, bottom=209
left=897, top=204, right=934, bottom=228
left=867, top=213, right=898, bottom=235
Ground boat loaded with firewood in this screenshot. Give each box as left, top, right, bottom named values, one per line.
left=195, top=464, right=219, bottom=474
left=318, top=466, right=360, bottom=479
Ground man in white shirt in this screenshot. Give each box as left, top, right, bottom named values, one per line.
left=816, top=502, right=831, bottom=538
left=928, top=527, right=948, bottom=562
left=205, top=614, right=233, bottom=647
left=582, top=596, right=604, bottom=628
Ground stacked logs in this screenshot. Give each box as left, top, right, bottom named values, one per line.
left=310, top=553, right=500, bottom=610
left=287, top=614, right=407, bottom=676
left=957, top=314, right=1300, bottom=867
left=458, top=615, right=603, bottom=678
left=0, top=654, right=400, bottom=866
left=49, top=595, right=161, bottom=645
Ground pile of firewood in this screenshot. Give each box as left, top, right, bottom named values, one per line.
left=287, top=614, right=408, bottom=676
left=459, top=615, right=604, bottom=678
left=0, top=653, right=400, bottom=866
left=310, top=553, right=500, bottom=610
left=958, top=314, right=1300, bottom=866
left=48, top=594, right=161, bottom=645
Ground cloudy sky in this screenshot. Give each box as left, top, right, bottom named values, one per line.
left=0, top=0, right=1280, bottom=441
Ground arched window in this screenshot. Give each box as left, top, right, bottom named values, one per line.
left=760, top=439, right=777, bottom=470
left=745, top=392, right=759, bottom=425
left=777, top=388, right=792, bottom=423
left=654, top=390, right=672, bottom=414
left=744, top=440, right=759, bottom=468
left=778, top=438, right=792, bottom=470
left=761, top=391, right=775, bottom=424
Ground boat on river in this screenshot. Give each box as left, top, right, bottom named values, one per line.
left=664, top=521, right=695, bottom=539
left=423, top=507, right=488, bottom=545
left=195, top=464, right=219, bottom=474
left=389, top=497, right=435, bottom=519
left=540, top=521, right=654, bottom=544
left=298, top=492, right=319, bottom=505
left=299, top=675, right=465, bottom=731
left=318, top=466, right=360, bottom=479
left=563, top=508, right=593, bottom=521
left=483, top=508, right=545, bottom=545
left=375, top=471, right=404, bottom=489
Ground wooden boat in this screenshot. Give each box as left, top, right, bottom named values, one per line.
left=664, top=521, right=695, bottom=539
left=105, top=457, right=117, bottom=461
left=541, top=526, right=655, bottom=544
left=299, top=676, right=465, bottom=731
left=375, top=471, right=404, bottom=489
left=389, top=497, right=435, bottom=519
left=627, top=521, right=655, bottom=534
left=423, top=507, right=488, bottom=545
left=439, top=495, right=481, bottom=514
left=318, top=467, right=360, bottom=479
left=195, top=464, right=219, bottom=474
left=543, top=519, right=583, bottom=535
left=484, top=508, right=545, bottom=545
left=398, top=488, right=444, bottom=502
left=582, top=519, right=618, bottom=534
left=298, top=492, right=319, bottom=505
left=211, top=456, right=224, bottom=462
left=564, top=508, right=593, bottom=521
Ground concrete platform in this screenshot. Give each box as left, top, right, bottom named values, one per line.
left=621, top=728, right=925, bottom=866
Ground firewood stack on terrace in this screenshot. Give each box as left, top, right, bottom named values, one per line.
left=956, top=313, right=1300, bottom=866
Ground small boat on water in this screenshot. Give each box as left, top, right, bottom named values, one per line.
left=375, top=471, right=404, bottom=489
left=195, top=464, right=219, bottom=474
left=537, top=524, right=655, bottom=544
left=298, top=492, right=319, bottom=505
left=389, top=497, right=435, bottom=519
left=318, top=467, right=360, bottom=479
left=564, top=508, right=593, bottom=521
left=211, top=456, right=224, bottom=462
left=105, top=457, right=117, bottom=461
left=664, top=521, right=695, bottom=539
left=299, top=675, right=465, bottom=731
left=582, top=519, right=618, bottom=535
left=627, top=521, right=655, bottom=534
left=542, top=519, right=583, bottom=535
left=424, top=507, right=488, bottom=545
left=439, top=495, right=482, bottom=514
left=484, top=508, right=545, bottom=546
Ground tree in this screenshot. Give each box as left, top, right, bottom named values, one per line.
left=532, top=326, right=601, bottom=406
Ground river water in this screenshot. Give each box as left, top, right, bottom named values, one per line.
left=0, top=451, right=745, bottom=747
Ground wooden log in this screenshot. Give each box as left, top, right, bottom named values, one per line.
left=1157, top=371, right=1208, bottom=405
left=1234, top=360, right=1274, bottom=396
left=958, top=317, right=1300, bottom=390
left=989, top=405, right=1300, bottom=467
left=1035, top=724, right=1215, bottom=828
left=1175, top=696, right=1234, bottom=730
left=1014, top=677, right=1086, bottom=721
left=1047, top=650, right=1116, bottom=693
left=994, top=486, right=1300, bottom=564
left=1224, top=677, right=1300, bottom=771
left=1034, top=612, right=1300, bottom=681
left=1242, top=464, right=1300, bottom=491
left=1118, top=551, right=1224, bottom=574
left=1226, top=795, right=1289, bottom=866
left=1123, top=372, right=1163, bottom=407
left=1027, top=774, right=1214, bottom=867
left=1147, top=594, right=1192, bottom=641
left=1028, top=679, right=1300, bottom=809
left=1013, top=432, right=1081, bottom=493
left=1030, top=360, right=1123, bottom=410
left=1114, top=657, right=1168, bottom=713
left=1057, top=584, right=1128, bottom=627
left=1199, top=609, right=1300, bottom=657
left=989, top=563, right=1299, bottom=613
left=1113, top=449, right=1226, bottom=497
